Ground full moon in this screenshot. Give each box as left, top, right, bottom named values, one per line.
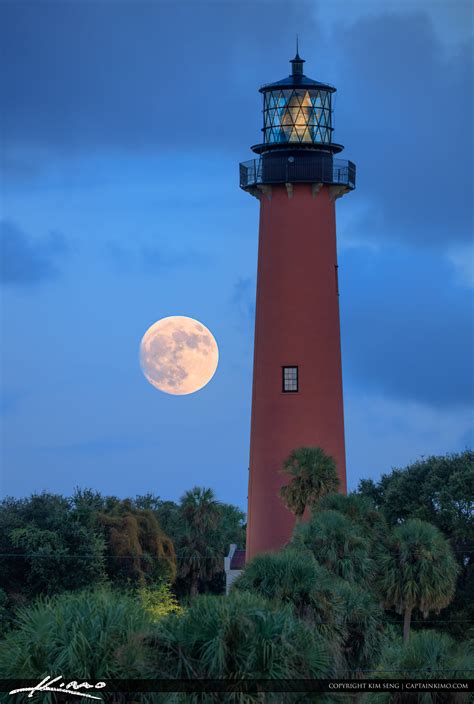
left=139, top=316, right=219, bottom=395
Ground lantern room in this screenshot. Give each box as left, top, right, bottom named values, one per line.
left=240, top=51, right=356, bottom=191
left=261, top=53, right=335, bottom=147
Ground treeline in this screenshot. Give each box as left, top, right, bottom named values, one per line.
left=0, top=486, right=245, bottom=627
left=357, top=451, right=474, bottom=640
left=0, top=450, right=472, bottom=701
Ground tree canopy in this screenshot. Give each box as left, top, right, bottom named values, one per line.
left=357, top=451, right=473, bottom=637
left=376, top=519, right=459, bottom=642
left=357, top=451, right=473, bottom=563
left=292, top=509, right=376, bottom=585
left=279, top=446, right=340, bottom=521
left=0, top=453, right=471, bottom=688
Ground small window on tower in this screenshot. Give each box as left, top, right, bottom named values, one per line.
left=282, top=366, right=299, bottom=393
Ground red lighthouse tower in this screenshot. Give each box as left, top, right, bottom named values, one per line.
left=240, top=51, right=356, bottom=561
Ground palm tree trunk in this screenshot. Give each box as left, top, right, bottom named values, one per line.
left=403, top=606, right=412, bottom=643
left=190, top=574, right=199, bottom=598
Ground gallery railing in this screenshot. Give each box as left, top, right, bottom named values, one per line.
left=239, top=156, right=356, bottom=190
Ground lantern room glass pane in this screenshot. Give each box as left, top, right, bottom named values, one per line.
left=263, top=89, right=332, bottom=145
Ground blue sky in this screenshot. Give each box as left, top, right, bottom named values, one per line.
left=1, top=0, right=473, bottom=508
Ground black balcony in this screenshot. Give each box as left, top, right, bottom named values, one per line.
left=239, top=154, right=356, bottom=191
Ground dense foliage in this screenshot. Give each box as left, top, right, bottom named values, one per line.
left=0, top=450, right=472, bottom=701
left=0, top=493, right=107, bottom=611
left=377, top=519, right=458, bottom=642
left=357, top=452, right=473, bottom=554
left=147, top=591, right=331, bottom=690
left=279, top=447, right=339, bottom=521
left=0, top=485, right=244, bottom=615
left=233, top=548, right=385, bottom=674
left=366, top=631, right=473, bottom=703
left=292, top=509, right=376, bottom=584
left=0, top=491, right=176, bottom=625
left=357, top=450, right=474, bottom=637
left=0, top=588, right=152, bottom=680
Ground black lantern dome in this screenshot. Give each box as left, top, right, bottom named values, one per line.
left=239, top=51, right=356, bottom=192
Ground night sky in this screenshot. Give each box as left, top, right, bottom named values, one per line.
left=1, top=0, right=473, bottom=508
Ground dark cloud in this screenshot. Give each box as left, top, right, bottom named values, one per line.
left=0, top=1, right=313, bottom=154
left=340, top=245, right=474, bottom=408
left=2, top=4, right=471, bottom=250
left=0, top=220, right=68, bottom=286
left=331, top=13, right=473, bottom=245
left=233, top=246, right=473, bottom=409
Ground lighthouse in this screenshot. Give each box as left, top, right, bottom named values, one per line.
left=240, top=50, right=356, bottom=561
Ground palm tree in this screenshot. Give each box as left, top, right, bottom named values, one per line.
left=371, top=630, right=473, bottom=703
left=279, top=447, right=339, bottom=522
left=233, top=548, right=384, bottom=676
left=378, top=629, right=473, bottom=679
left=176, top=487, right=221, bottom=597
left=330, top=577, right=384, bottom=674
left=147, top=591, right=331, bottom=691
left=317, top=492, right=387, bottom=542
left=180, top=487, right=220, bottom=532
left=292, top=509, right=376, bottom=585
left=0, top=587, right=152, bottom=682
left=233, top=548, right=337, bottom=627
left=377, top=519, right=459, bottom=643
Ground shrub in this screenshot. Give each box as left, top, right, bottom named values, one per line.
left=364, top=630, right=474, bottom=703
left=0, top=587, right=152, bottom=682
left=292, top=509, right=375, bottom=584
left=146, top=591, right=331, bottom=700
left=233, top=549, right=338, bottom=630
left=139, top=583, right=182, bottom=620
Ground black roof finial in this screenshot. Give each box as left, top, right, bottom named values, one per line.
left=290, top=36, right=305, bottom=75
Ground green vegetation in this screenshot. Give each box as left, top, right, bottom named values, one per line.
left=292, top=509, right=375, bottom=583
left=0, top=492, right=106, bottom=603
left=279, top=446, right=339, bottom=522
left=139, top=582, right=183, bottom=620
left=233, top=548, right=384, bottom=674
left=97, top=500, right=176, bottom=585
left=0, top=588, right=152, bottom=679
left=376, top=629, right=473, bottom=680
left=0, top=449, right=472, bottom=700
left=0, top=485, right=244, bottom=614
left=377, top=519, right=458, bottom=642
left=175, top=487, right=232, bottom=597
left=134, top=486, right=246, bottom=597
left=366, top=631, right=473, bottom=703
left=358, top=450, right=474, bottom=639
left=147, top=591, right=331, bottom=682
left=233, top=549, right=339, bottom=627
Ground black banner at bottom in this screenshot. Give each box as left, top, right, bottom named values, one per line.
left=1, top=678, right=473, bottom=696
